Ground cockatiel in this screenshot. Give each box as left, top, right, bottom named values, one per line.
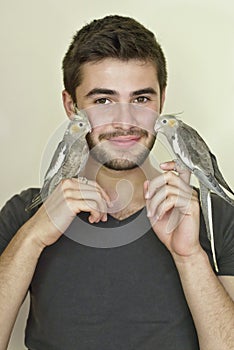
left=26, top=111, right=91, bottom=211
left=154, top=114, right=234, bottom=272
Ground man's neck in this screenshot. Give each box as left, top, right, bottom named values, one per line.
left=84, top=157, right=160, bottom=220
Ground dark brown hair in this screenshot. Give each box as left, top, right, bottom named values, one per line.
left=62, top=15, right=167, bottom=102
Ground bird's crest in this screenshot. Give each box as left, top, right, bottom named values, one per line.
left=163, top=111, right=184, bottom=119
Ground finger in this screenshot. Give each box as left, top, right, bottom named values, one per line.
left=65, top=187, right=109, bottom=214
left=89, top=212, right=108, bottom=223
left=145, top=171, right=193, bottom=200
left=60, top=180, right=109, bottom=222
left=160, top=160, right=191, bottom=184
left=67, top=198, right=107, bottom=223
left=71, top=192, right=109, bottom=222
left=76, top=178, right=112, bottom=207
left=152, top=193, right=194, bottom=221
left=63, top=177, right=111, bottom=209
left=143, top=180, right=149, bottom=198
left=146, top=185, right=194, bottom=218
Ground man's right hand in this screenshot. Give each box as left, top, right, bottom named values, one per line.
left=27, top=177, right=111, bottom=248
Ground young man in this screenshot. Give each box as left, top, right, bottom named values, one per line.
left=0, top=15, right=233, bottom=350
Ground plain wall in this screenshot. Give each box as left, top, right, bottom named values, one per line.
left=0, top=1, right=233, bottom=349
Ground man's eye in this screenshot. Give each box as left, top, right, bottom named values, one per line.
left=133, top=96, right=149, bottom=104
left=95, top=98, right=111, bottom=104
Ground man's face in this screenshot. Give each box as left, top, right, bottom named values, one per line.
left=75, top=58, right=164, bottom=171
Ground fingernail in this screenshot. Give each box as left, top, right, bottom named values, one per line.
left=108, top=201, right=114, bottom=208
left=160, top=162, right=168, bottom=168
left=147, top=210, right=152, bottom=217
left=145, top=191, right=150, bottom=199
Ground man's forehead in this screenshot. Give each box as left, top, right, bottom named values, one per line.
left=77, top=58, right=159, bottom=94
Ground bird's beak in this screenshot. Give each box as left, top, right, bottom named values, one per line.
left=87, top=119, right=92, bottom=133
left=154, top=121, right=161, bottom=133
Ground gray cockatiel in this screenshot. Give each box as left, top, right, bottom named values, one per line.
left=26, top=111, right=91, bottom=211
left=154, top=114, right=234, bottom=272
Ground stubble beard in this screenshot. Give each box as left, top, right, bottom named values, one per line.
left=86, top=130, right=156, bottom=171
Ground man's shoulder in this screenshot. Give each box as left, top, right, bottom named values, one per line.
left=211, top=192, right=234, bottom=223
left=0, top=188, right=41, bottom=254
left=2, top=187, right=40, bottom=213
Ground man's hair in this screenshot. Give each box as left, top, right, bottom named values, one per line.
left=62, top=15, right=167, bottom=102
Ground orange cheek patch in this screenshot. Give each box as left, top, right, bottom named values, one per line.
left=169, top=119, right=176, bottom=127
left=71, top=125, right=80, bottom=133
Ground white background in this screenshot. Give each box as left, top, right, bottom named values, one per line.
left=0, top=1, right=233, bottom=349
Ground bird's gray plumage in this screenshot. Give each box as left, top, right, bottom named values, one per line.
left=154, top=114, right=234, bottom=272
left=26, top=111, right=91, bottom=211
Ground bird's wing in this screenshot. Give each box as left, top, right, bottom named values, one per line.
left=77, top=143, right=89, bottom=175
left=44, top=140, right=68, bottom=183
left=176, top=123, right=213, bottom=173
left=194, top=168, right=234, bottom=206
left=61, top=139, right=89, bottom=178
left=209, top=152, right=234, bottom=195
left=30, top=140, right=68, bottom=207
left=199, top=182, right=219, bottom=272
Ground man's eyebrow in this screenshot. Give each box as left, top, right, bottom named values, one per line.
left=131, top=87, right=158, bottom=96
left=85, top=87, right=158, bottom=98
left=85, top=88, right=118, bottom=97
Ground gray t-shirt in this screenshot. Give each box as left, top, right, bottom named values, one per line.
left=0, top=188, right=233, bottom=349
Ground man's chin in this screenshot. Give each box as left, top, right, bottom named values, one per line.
left=103, top=158, right=139, bottom=171
left=89, top=147, right=151, bottom=171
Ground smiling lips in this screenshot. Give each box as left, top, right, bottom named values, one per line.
left=107, top=135, right=142, bottom=147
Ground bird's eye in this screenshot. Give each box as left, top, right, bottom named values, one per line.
left=162, top=119, right=167, bottom=124
left=79, top=122, right=84, bottom=127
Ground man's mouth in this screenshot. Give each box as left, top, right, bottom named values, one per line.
left=107, top=135, right=142, bottom=147
left=98, top=128, right=148, bottom=146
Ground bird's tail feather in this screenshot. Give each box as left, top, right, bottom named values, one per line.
left=25, top=194, right=42, bottom=211
left=199, top=183, right=219, bottom=272
left=210, top=152, right=234, bottom=196
left=194, top=169, right=234, bottom=207
left=208, top=175, right=234, bottom=207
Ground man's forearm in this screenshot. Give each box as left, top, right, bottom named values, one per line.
left=174, top=250, right=234, bottom=350
left=0, top=221, right=44, bottom=350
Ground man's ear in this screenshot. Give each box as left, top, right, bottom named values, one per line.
left=62, top=90, right=76, bottom=119
left=160, top=88, right=166, bottom=114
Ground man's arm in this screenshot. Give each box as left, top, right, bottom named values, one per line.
left=0, top=178, right=110, bottom=350
left=0, top=221, right=44, bottom=350
left=174, top=250, right=234, bottom=350
left=145, top=161, right=234, bottom=350
left=219, top=276, right=234, bottom=300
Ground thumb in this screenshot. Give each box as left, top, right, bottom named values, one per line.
left=160, top=160, right=191, bottom=184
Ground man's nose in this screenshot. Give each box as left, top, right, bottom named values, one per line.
left=111, top=103, right=137, bottom=129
